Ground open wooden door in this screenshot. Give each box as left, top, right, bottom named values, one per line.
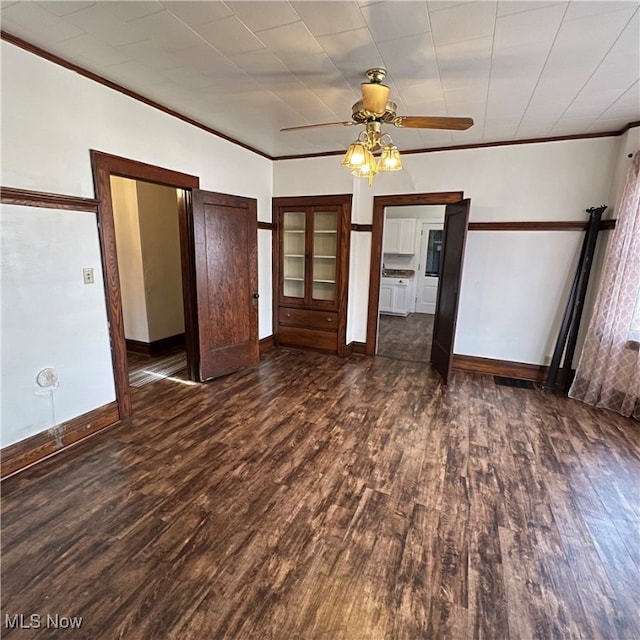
left=192, top=190, right=259, bottom=381
left=430, top=199, right=470, bottom=384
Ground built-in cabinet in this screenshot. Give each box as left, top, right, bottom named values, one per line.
left=383, top=218, right=416, bottom=254
left=274, top=195, right=351, bottom=355
left=380, top=277, right=411, bottom=316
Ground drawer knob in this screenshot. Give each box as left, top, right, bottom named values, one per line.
left=326, top=317, right=332, bottom=322
left=286, top=313, right=291, bottom=317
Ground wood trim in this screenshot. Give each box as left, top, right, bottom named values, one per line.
left=366, top=192, right=464, bottom=356
left=351, top=223, right=373, bottom=232
left=258, top=221, right=275, bottom=230
left=91, top=151, right=200, bottom=420
left=1, top=186, right=98, bottom=211
left=1, top=401, right=119, bottom=479
left=349, top=341, right=367, bottom=355
left=126, top=333, right=186, bottom=356
left=452, top=354, right=548, bottom=383
left=273, top=129, right=628, bottom=161
left=468, top=220, right=617, bottom=231
left=619, top=120, right=640, bottom=135
left=271, top=194, right=354, bottom=207
left=259, top=335, right=275, bottom=355
left=1, top=31, right=270, bottom=161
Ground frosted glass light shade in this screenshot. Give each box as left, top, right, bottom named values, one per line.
left=377, top=144, right=402, bottom=171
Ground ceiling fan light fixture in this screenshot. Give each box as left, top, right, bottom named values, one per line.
left=350, top=149, right=378, bottom=185
left=341, top=139, right=367, bottom=168
left=377, top=144, right=402, bottom=172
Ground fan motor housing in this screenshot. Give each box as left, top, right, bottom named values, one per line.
left=352, top=100, right=398, bottom=123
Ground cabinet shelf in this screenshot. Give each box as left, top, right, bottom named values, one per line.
left=284, top=276, right=304, bottom=281
left=284, top=229, right=305, bottom=234
left=314, top=230, right=337, bottom=234
left=314, top=255, right=336, bottom=259
left=313, top=278, right=336, bottom=284
left=284, top=254, right=304, bottom=258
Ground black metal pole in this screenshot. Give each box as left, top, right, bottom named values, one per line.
left=542, top=205, right=607, bottom=393
left=560, top=206, right=606, bottom=391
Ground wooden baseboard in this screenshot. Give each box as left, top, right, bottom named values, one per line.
left=452, top=354, right=549, bottom=383
left=126, top=333, right=185, bottom=356
left=348, top=341, right=367, bottom=355
left=259, top=335, right=275, bottom=355
left=1, top=401, right=120, bottom=479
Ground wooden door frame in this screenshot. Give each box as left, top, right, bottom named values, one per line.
left=91, top=150, right=200, bottom=420
left=366, top=191, right=464, bottom=356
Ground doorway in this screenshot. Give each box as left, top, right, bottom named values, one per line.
left=377, top=205, right=445, bottom=363
left=110, top=176, right=188, bottom=388
left=373, top=196, right=470, bottom=382
left=92, top=151, right=260, bottom=420
left=92, top=151, right=200, bottom=419
left=366, top=192, right=466, bottom=377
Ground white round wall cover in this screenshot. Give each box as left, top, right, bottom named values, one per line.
left=36, top=368, right=59, bottom=388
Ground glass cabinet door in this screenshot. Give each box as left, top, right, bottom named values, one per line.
left=282, top=211, right=305, bottom=299
left=425, top=229, right=443, bottom=276
left=311, top=210, right=337, bottom=302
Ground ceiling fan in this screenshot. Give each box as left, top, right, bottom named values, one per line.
left=281, top=68, right=473, bottom=183
left=281, top=67, right=473, bottom=136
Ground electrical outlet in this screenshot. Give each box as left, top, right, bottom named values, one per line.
left=83, top=268, right=94, bottom=284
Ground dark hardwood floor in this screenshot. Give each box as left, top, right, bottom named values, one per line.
left=2, top=348, right=639, bottom=639
left=377, top=313, right=434, bottom=363
left=127, top=348, right=187, bottom=387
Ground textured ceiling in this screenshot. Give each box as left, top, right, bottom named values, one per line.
left=2, top=0, right=639, bottom=158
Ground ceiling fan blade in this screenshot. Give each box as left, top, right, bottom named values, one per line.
left=281, top=121, right=354, bottom=132
left=361, top=82, right=390, bottom=114
left=394, top=116, right=474, bottom=131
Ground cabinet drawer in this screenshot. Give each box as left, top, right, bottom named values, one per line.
left=279, top=307, right=338, bottom=331
left=278, top=326, right=338, bottom=352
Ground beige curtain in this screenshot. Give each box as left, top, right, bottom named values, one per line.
left=569, top=151, right=640, bottom=420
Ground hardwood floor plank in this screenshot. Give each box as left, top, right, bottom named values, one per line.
left=2, top=348, right=639, bottom=639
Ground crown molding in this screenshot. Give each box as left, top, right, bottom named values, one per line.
left=3, top=31, right=638, bottom=164
left=273, top=126, right=636, bottom=161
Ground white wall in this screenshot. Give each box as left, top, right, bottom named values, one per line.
left=1, top=206, right=115, bottom=447
left=1, top=41, right=274, bottom=447
left=136, top=181, right=184, bottom=342
left=275, top=136, right=622, bottom=364
left=609, top=128, right=640, bottom=210
left=111, top=176, right=149, bottom=342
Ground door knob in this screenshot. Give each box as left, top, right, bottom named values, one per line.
left=252, top=292, right=259, bottom=306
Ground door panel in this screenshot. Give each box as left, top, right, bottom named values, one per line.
left=193, top=190, right=259, bottom=381
left=431, top=199, right=470, bottom=384
left=416, top=221, right=444, bottom=314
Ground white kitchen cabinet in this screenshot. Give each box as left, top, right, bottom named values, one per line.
left=380, top=277, right=411, bottom=316
left=383, top=218, right=416, bottom=254
left=379, top=282, right=394, bottom=313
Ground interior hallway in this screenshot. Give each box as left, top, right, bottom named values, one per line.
left=3, top=347, right=639, bottom=639
left=377, top=312, right=434, bottom=363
